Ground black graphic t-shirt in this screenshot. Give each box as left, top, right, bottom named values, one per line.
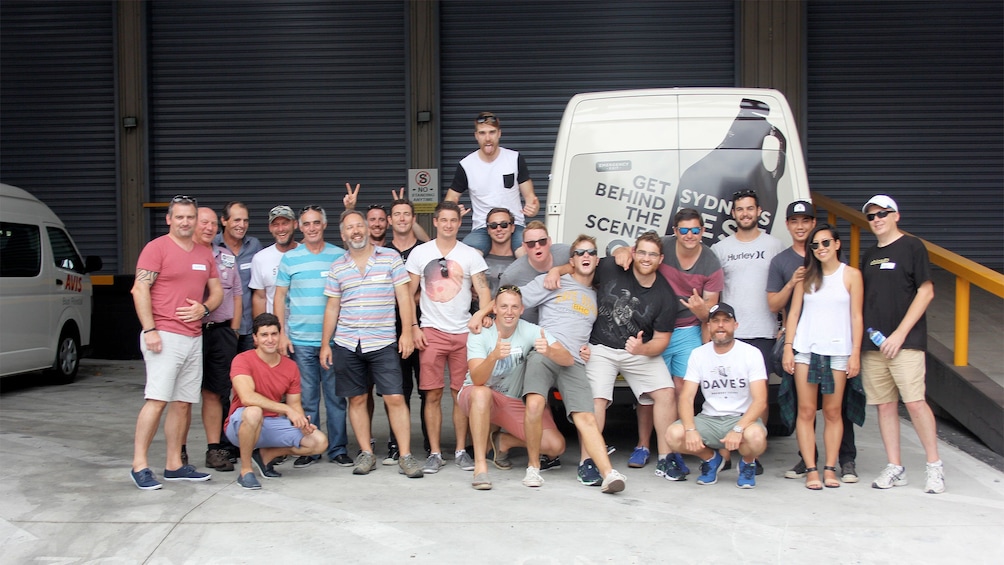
left=589, top=257, right=676, bottom=350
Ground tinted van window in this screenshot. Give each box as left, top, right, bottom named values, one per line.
left=0, top=221, right=41, bottom=277
left=47, top=226, right=85, bottom=273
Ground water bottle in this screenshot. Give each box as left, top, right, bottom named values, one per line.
left=867, top=327, right=886, bottom=347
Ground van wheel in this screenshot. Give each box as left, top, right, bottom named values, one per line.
left=46, top=328, right=80, bottom=384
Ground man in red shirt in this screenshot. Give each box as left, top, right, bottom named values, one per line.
left=225, top=313, right=329, bottom=489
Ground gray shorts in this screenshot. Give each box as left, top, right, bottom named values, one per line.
left=685, top=414, right=765, bottom=450
left=523, top=351, right=593, bottom=421
left=225, top=407, right=305, bottom=449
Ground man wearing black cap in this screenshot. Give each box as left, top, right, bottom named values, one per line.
left=666, top=303, right=768, bottom=489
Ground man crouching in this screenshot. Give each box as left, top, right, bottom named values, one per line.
left=225, top=313, right=328, bottom=489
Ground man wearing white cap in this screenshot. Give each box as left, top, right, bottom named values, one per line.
left=859, top=194, right=943, bottom=494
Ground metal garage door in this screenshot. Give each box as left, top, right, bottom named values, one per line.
left=147, top=1, right=407, bottom=241
left=438, top=0, right=736, bottom=231
left=807, top=1, right=1003, bottom=270
left=0, top=1, right=118, bottom=272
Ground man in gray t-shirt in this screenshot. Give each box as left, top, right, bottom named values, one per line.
left=498, top=221, right=570, bottom=323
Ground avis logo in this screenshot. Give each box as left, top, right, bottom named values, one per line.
left=65, top=274, right=83, bottom=292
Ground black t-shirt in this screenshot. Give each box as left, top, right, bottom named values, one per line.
left=860, top=235, right=932, bottom=352
left=391, top=239, right=421, bottom=335
left=590, top=256, right=677, bottom=349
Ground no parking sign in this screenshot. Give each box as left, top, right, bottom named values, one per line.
left=408, top=168, right=438, bottom=214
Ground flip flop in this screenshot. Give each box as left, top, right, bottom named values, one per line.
left=823, top=466, right=841, bottom=488
left=804, top=467, right=822, bottom=490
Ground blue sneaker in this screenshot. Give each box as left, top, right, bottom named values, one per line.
left=237, top=472, right=262, bottom=490
left=656, top=457, right=686, bottom=481
left=163, top=464, right=211, bottom=482
left=696, top=451, right=725, bottom=485
left=577, top=458, right=602, bottom=486
left=130, top=467, right=162, bottom=490
left=737, top=459, right=757, bottom=489
left=627, top=446, right=650, bottom=468
left=671, top=452, right=690, bottom=475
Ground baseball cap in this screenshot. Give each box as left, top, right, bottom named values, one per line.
left=861, top=195, right=898, bottom=214
left=268, top=205, right=295, bottom=223
left=786, top=200, right=815, bottom=219
left=708, top=302, right=736, bottom=320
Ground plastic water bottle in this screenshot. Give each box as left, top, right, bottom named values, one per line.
left=867, top=327, right=886, bottom=347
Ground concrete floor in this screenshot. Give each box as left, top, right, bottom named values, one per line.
left=2, top=360, right=1003, bottom=564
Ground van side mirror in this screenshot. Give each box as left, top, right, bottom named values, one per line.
left=85, top=255, right=103, bottom=273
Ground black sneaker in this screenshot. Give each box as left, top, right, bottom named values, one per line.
left=293, top=455, right=315, bottom=469
left=251, top=449, right=282, bottom=478
left=331, top=453, right=354, bottom=467
left=539, top=455, right=561, bottom=471
left=755, top=458, right=764, bottom=476
left=383, top=443, right=400, bottom=466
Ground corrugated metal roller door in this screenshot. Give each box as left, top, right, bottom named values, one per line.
left=147, top=1, right=407, bottom=241
left=807, top=1, right=1003, bottom=270
left=0, top=1, right=118, bottom=272
left=438, top=0, right=735, bottom=233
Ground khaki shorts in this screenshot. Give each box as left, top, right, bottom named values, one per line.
left=861, top=349, right=927, bottom=404
left=585, top=343, right=673, bottom=406
left=141, top=330, right=203, bottom=403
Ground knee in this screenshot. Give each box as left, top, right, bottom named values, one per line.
left=525, top=394, right=546, bottom=416
left=571, top=411, right=596, bottom=429
left=744, top=426, right=767, bottom=450
left=470, top=388, right=490, bottom=410
left=543, top=431, right=566, bottom=455
left=242, top=406, right=264, bottom=425
left=666, top=424, right=685, bottom=450
left=822, top=405, right=842, bottom=421
left=425, top=389, right=443, bottom=404
left=304, top=431, right=328, bottom=454
left=796, top=403, right=817, bottom=420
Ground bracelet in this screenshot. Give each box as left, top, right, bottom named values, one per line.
left=685, top=428, right=697, bottom=432
left=143, top=328, right=157, bottom=334
left=784, top=343, right=793, bottom=346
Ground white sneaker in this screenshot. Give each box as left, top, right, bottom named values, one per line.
left=522, top=466, right=544, bottom=487
left=601, top=469, right=626, bottom=494
left=871, top=463, right=908, bottom=489
left=924, top=462, right=945, bottom=494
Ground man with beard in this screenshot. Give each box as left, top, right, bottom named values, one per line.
left=129, top=195, right=222, bottom=490
left=249, top=205, right=299, bottom=318
left=319, top=210, right=424, bottom=478
left=213, top=201, right=261, bottom=352
left=666, top=303, right=768, bottom=489
left=405, top=201, right=491, bottom=474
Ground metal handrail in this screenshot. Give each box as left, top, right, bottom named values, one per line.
left=812, top=193, right=1004, bottom=366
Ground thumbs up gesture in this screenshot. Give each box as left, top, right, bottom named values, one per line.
left=625, top=331, right=644, bottom=355
left=534, top=328, right=549, bottom=355
left=494, top=333, right=511, bottom=360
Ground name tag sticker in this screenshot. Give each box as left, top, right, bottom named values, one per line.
left=220, top=253, right=236, bottom=269
left=192, top=263, right=207, bottom=271
left=880, top=262, right=896, bottom=270
left=320, top=271, right=330, bottom=277
left=240, top=262, right=252, bottom=270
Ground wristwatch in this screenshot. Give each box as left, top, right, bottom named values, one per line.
left=732, top=425, right=744, bottom=434
left=202, top=303, right=210, bottom=318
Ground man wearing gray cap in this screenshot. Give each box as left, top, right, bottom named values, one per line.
left=859, top=195, right=943, bottom=494
left=250, top=205, right=299, bottom=319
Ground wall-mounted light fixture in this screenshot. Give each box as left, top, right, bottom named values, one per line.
left=122, top=117, right=138, bottom=128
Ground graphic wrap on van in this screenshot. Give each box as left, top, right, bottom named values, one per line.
left=550, top=91, right=805, bottom=254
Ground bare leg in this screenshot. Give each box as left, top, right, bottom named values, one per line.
left=132, top=399, right=167, bottom=471
left=164, top=401, right=191, bottom=470
left=383, top=394, right=413, bottom=456
left=572, top=412, right=614, bottom=474
left=451, top=388, right=469, bottom=454
left=524, top=393, right=547, bottom=468
left=635, top=403, right=653, bottom=450
left=821, top=371, right=847, bottom=471
left=468, top=387, right=492, bottom=475
left=876, top=401, right=902, bottom=465
left=647, top=387, right=677, bottom=456
left=903, top=399, right=941, bottom=463
left=793, top=364, right=819, bottom=469
left=424, top=387, right=444, bottom=454
left=347, top=394, right=372, bottom=451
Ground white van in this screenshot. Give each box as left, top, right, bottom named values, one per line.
left=0, top=183, right=102, bottom=382
left=545, top=88, right=811, bottom=251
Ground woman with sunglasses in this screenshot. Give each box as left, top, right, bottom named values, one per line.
left=781, top=224, right=863, bottom=490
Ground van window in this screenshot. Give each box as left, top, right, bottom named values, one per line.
left=0, top=222, right=42, bottom=277
left=46, top=226, right=86, bottom=273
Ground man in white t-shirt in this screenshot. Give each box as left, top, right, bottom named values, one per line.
left=667, top=303, right=768, bottom=489
left=405, top=201, right=492, bottom=475
left=249, top=205, right=299, bottom=318
left=445, top=111, right=539, bottom=255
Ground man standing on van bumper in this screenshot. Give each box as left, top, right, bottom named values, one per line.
left=130, top=195, right=223, bottom=490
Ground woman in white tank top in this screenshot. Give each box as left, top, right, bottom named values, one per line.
left=782, top=224, right=863, bottom=490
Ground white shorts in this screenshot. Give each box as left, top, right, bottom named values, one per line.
left=141, top=330, right=203, bottom=403
left=794, top=351, right=849, bottom=372
left=585, top=343, right=673, bottom=406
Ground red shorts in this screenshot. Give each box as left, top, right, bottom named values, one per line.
left=418, top=327, right=468, bottom=391
left=457, top=385, right=557, bottom=442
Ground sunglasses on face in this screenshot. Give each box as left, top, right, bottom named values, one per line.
left=810, top=239, right=835, bottom=250
left=677, top=227, right=701, bottom=235
left=572, top=248, right=598, bottom=257
left=866, top=210, right=893, bottom=221
left=487, top=221, right=511, bottom=230
left=524, top=237, right=548, bottom=249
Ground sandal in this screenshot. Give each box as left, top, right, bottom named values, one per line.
left=804, top=467, right=822, bottom=490
left=823, top=466, right=841, bottom=488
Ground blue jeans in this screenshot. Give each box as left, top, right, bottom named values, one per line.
left=463, top=224, right=525, bottom=254
left=291, top=344, right=347, bottom=459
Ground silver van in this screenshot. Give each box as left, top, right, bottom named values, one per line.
left=0, top=183, right=102, bottom=382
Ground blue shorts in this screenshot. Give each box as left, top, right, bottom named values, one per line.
left=225, top=407, right=305, bottom=448
left=661, top=325, right=702, bottom=377
left=462, top=224, right=525, bottom=255
left=332, top=343, right=405, bottom=397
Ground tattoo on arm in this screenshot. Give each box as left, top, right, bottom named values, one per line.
left=136, top=269, right=159, bottom=286
left=472, top=272, right=489, bottom=294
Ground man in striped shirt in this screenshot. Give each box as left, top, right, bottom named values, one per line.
left=319, top=210, right=424, bottom=478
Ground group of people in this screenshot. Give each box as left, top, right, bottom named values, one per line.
left=127, top=111, right=944, bottom=496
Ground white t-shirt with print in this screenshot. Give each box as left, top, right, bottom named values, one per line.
left=405, top=240, right=488, bottom=334
left=684, top=339, right=767, bottom=417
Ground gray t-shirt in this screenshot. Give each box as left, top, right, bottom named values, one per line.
left=484, top=253, right=517, bottom=297
left=766, top=246, right=805, bottom=314
left=520, top=273, right=596, bottom=364
left=499, top=243, right=571, bottom=323
left=711, top=231, right=784, bottom=339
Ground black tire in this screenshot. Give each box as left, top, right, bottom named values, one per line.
left=46, top=327, right=80, bottom=385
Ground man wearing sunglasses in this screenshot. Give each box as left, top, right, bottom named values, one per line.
left=482, top=207, right=518, bottom=299
left=859, top=195, right=943, bottom=494
left=496, top=221, right=571, bottom=323
left=444, top=111, right=539, bottom=255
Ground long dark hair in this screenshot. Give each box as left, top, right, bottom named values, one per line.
left=803, top=223, right=841, bottom=294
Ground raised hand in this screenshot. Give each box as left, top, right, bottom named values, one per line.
left=343, top=182, right=361, bottom=209
left=534, top=328, right=549, bottom=355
